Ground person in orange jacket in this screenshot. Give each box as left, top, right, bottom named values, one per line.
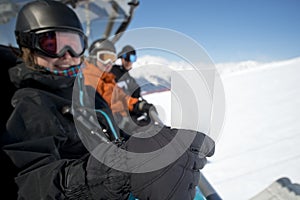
left=83, top=39, right=155, bottom=130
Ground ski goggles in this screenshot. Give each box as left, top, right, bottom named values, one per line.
left=34, top=31, right=87, bottom=58
left=121, top=53, right=137, bottom=62
left=95, top=51, right=117, bottom=65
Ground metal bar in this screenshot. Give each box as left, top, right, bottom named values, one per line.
left=198, top=172, right=222, bottom=200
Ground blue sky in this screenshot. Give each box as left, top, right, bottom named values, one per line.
left=1, top=0, right=299, bottom=64
left=127, top=0, right=300, bottom=63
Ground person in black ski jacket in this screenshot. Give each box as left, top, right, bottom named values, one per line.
left=111, top=45, right=142, bottom=99
left=111, top=45, right=155, bottom=125
left=1, top=0, right=215, bottom=199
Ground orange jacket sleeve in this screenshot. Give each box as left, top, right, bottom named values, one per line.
left=83, top=61, right=139, bottom=116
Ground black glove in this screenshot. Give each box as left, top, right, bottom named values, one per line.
left=131, top=100, right=158, bottom=119
left=133, top=100, right=157, bottom=115
left=86, top=152, right=130, bottom=200
left=124, top=125, right=215, bottom=200
left=77, top=122, right=214, bottom=200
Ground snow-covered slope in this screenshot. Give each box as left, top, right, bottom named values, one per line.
left=138, top=56, right=300, bottom=200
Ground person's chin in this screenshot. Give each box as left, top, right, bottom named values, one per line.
left=54, top=65, right=72, bottom=70
left=104, top=66, right=112, bottom=72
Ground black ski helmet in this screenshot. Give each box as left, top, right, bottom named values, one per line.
left=89, top=38, right=116, bottom=56
left=15, top=0, right=86, bottom=50
left=118, top=45, right=136, bottom=58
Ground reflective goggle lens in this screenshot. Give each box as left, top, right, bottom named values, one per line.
left=97, top=51, right=117, bottom=65
left=122, top=54, right=137, bottom=62
left=36, top=31, right=86, bottom=57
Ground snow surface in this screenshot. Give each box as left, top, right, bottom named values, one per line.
left=137, top=57, right=300, bottom=200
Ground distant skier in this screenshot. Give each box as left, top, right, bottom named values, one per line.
left=111, top=45, right=142, bottom=99
left=110, top=44, right=155, bottom=124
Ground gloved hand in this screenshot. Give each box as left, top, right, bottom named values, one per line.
left=133, top=100, right=157, bottom=115
left=86, top=153, right=131, bottom=200
left=124, top=125, right=215, bottom=200
left=81, top=123, right=214, bottom=200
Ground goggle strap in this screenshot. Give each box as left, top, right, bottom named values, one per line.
left=17, top=32, right=35, bottom=49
